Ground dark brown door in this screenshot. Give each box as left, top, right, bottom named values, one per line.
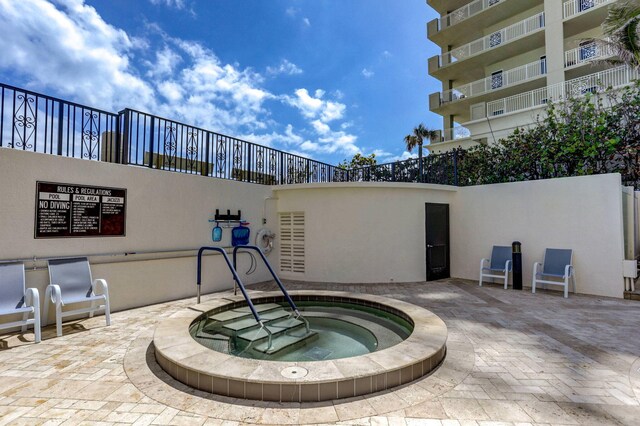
left=425, top=203, right=450, bottom=281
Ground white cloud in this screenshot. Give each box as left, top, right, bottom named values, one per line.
left=362, top=68, right=374, bottom=78
left=311, top=120, right=330, bottom=135
left=149, top=0, right=186, bottom=10
left=303, top=17, right=311, bottom=27
left=382, top=50, right=392, bottom=58
left=147, top=46, right=182, bottom=78
left=0, top=0, right=364, bottom=159
left=285, top=7, right=298, bottom=17
left=0, top=0, right=154, bottom=111
left=266, top=59, right=303, bottom=76
left=285, top=89, right=345, bottom=123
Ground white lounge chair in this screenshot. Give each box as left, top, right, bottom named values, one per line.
left=532, top=248, right=575, bottom=298
left=479, top=246, right=512, bottom=289
left=0, top=263, right=41, bottom=343
left=44, top=257, right=111, bottom=337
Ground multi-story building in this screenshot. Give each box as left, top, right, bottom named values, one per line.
left=426, top=0, right=635, bottom=153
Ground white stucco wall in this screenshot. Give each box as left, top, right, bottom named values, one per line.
left=274, top=183, right=456, bottom=283
left=274, top=174, right=626, bottom=298
left=0, top=147, right=628, bottom=320
left=0, top=148, right=277, bottom=316
left=452, top=174, right=625, bottom=298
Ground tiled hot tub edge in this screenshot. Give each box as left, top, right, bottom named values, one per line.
left=153, top=291, right=447, bottom=402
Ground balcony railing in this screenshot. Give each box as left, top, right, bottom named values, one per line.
left=438, top=0, right=503, bottom=31
left=563, top=0, right=614, bottom=19
left=486, top=65, right=638, bottom=117
left=564, top=39, right=614, bottom=67
left=440, top=58, right=547, bottom=104
left=440, top=13, right=545, bottom=66
left=442, top=126, right=472, bottom=142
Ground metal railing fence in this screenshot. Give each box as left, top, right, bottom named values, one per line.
left=0, top=82, right=347, bottom=185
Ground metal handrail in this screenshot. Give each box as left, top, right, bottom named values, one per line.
left=232, top=245, right=308, bottom=331
left=196, top=246, right=263, bottom=326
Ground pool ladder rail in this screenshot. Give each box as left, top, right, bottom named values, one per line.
left=196, top=245, right=310, bottom=351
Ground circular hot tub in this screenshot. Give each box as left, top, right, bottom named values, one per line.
left=154, top=290, right=447, bottom=402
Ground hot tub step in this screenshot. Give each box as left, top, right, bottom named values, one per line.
left=253, top=331, right=318, bottom=354
left=236, top=317, right=305, bottom=342
left=222, top=309, right=290, bottom=332
left=208, top=303, right=281, bottom=323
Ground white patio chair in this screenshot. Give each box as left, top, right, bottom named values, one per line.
left=532, top=248, right=575, bottom=298
left=479, top=246, right=512, bottom=289
left=44, top=257, right=111, bottom=337
left=0, top=262, right=41, bottom=343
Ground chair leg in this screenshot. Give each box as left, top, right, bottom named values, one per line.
left=564, top=277, right=569, bottom=298
left=479, top=272, right=483, bottom=287
left=89, top=300, right=95, bottom=318
left=55, top=302, right=63, bottom=337
left=21, top=311, right=29, bottom=333
left=504, top=273, right=508, bottom=290
left=532, top=278, right=536, bottom=294
left=33, top=301, right=41, bottom=344
left=43, top=287, right=51, bottom=327
left=104, top=296, right=111, bottom=327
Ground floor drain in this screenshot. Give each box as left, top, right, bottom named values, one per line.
left=281, top=366, right=308, bottom=378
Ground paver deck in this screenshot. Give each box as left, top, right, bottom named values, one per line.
left=0, top=278, right=639, bottom=425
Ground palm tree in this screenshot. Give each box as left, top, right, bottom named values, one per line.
left=596, top=0, right=640, bottom=69
left=404, top=124, right=438, bottom=181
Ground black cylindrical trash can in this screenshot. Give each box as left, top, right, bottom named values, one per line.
left=512, top=241, right=522, bottom=290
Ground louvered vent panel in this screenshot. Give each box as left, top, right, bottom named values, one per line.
left=279, top=212, right=305, bottom=274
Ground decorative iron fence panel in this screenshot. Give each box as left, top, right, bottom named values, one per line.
left=347, top=151, right=459, bottom=186
left=0, top=83, right=120, bottom=162
left=0, top=82, right=346, bottom=185
left=119, top=109, right=344, bottom=184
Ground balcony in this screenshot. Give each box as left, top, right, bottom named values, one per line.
left=565, top=40, right=613, bottom=68
left=563, top=0, right=617, bottom=37
left=485, top=65, right=637, bottom=117
left=429, top=13, right=546, bottom=81
left=563, top=0, right=615, bottom=19
left=436, top=59, right=547, bottom=106
left=564, top=40, right=617, bottom=79
left=428, top=0, right=541, bottom=46
left=442, top=126, right=472, bottom=142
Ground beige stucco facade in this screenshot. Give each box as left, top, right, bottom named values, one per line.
left=426, top=0, right=627, bottom=153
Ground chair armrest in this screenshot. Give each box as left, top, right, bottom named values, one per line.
left=24, top=287, right=40, bottom=308
left=92, top=279, right=109, bottom=296
left=45, top=284, right=62, bottom=304
left=505, top=259, right=512, bottom=272
left=564, top=264, right=573, bottom=278
left=533, top=262, right=542, bottom=276
left=480, top=258, right=489, bottom=269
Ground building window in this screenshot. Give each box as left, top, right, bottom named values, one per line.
left=488, top=0, right=501, bottom=5
left=579, top=0, right=595, bottom=12
left=540, top=56, right=547, bottom=74
left=491, top=71, right=503, bottom=89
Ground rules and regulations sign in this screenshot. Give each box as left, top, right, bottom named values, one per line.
left=35, top=182, right=126, bottom=238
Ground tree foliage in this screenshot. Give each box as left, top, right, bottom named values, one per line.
left=598, top=0, right=640, bottom=69
left=338, top=153, right=377, bottom=169
left=455, top=82, right=640, bottom=188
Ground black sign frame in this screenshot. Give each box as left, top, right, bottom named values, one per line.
left=34, top=181, right=127, bottom=239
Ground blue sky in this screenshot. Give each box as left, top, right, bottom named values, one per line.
left=0, top=0, right=441, bottom=164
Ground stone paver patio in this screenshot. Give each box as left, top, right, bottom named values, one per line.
left=1, top=278, right=639, bottom=425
